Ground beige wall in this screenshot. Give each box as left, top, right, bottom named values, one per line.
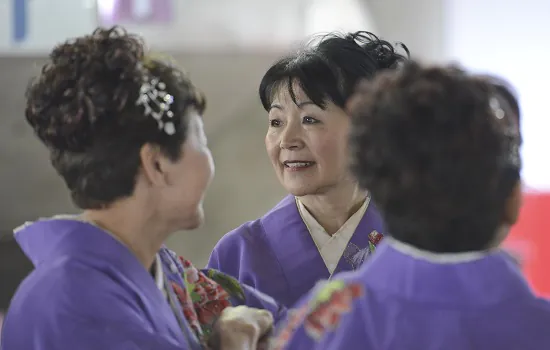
left=0, top=52, right=288, bottom=267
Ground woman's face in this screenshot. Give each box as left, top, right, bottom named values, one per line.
left=265, top=84, right=354, bottom=197
left=159, top=112, right=214, bottom=230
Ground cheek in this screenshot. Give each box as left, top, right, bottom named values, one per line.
left=265, top=136, right=280, bottom=164
left=204, top=149, right=215, bottom=179
left=197, top=150, right=214, bottom=188
left=176, top=151, right=212, bottom=196
left=312, top=136, right=348, bottom=166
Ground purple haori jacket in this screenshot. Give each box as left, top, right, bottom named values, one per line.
left=271, top=238, right=550, bottom=350
left=1, top=219, right=200, bottom=350
left=207, top=195, right=385, bottom=307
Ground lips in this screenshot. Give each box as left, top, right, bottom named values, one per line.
left=283, top=160, right=316, bottom=169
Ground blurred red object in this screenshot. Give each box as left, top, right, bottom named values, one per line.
left=504, top=191, right=550, bottom=297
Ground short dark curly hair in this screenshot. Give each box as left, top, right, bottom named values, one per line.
left=348, top=62, right=522, bottom=252
left=259, top=31, right=409, bottom=111
left=25, top=27, right=206, bottom=209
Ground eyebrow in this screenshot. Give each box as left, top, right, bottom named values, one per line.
left=268, top=101, right=316, bottom=111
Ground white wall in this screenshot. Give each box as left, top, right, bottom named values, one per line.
left=366, top=0, right=446, bottom=62
left=0, top=0, right=308, bottom=55
left=445, top=0, right=550, bottom=191
left=0, top=0, right=97, bottom=54
left=304, top=0, right=378, bottom=36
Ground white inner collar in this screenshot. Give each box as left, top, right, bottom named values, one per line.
left=386, top=236, right=498, bottom=264
left=153, top=253, right=164, bottom=291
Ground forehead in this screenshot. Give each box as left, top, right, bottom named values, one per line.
left=270, top=80, right=310, bottom=105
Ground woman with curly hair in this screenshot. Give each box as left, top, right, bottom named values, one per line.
left=271, top=62, right=550, bottom=349
left=208, top=32, right=409, bottom=308
left=0, top=27, right=282, bottom=350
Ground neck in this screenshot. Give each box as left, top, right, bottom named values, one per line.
left=298, top=182, right=367, bottom=235
left=489, top=224, right=510, bottom=249
left=82, top=200, right=167, bottom=270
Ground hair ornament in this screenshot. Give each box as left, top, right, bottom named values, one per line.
left=135, top=72, right=175, bottom=135
left=490, top=95, right=521, bottom=168
left=489, top=96, right=505, bottom=119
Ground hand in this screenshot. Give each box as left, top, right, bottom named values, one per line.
left=209, top=306, right=274, bottom=350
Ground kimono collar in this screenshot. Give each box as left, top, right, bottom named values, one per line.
left=153, top=253, right=165, bottom=291
left=14, top=217, right=165, bottom=301
left=386, top=236, right=497, bottom=264
left=362, top=238, right=533, bottom=307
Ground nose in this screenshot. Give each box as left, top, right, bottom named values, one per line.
left=279, top=122, right=303, bottom=150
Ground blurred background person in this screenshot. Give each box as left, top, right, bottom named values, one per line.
left=272, top=62, right=550, bottom=350
left=207, top=31, right=408, bottom=308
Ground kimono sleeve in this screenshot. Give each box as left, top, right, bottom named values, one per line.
left=0, top=312, right=188, bottom=350
left=270, top=280, right=367, bottom=350
left=59, top=320, right=188, bottom=350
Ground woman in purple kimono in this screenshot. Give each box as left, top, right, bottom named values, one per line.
left=208, top=31, right=409, bottom=307
left=1, top=27, right=280, bottom=350
left=272, top=62, right=550, bottom=349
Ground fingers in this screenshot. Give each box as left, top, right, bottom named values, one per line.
left=255, top=309, right=274, bottom=335
left=215, top=306, right=275, bottom=349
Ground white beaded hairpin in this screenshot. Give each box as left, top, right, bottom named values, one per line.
left=135, top=74, right=176, bottom=135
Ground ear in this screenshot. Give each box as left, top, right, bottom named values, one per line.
left=503, top=180, right=522, bottom=226
left=139, top=143, right=169, bottom=187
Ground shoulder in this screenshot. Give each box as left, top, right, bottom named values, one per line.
left=213, top=196, right=296, bottom=252
left=7, top=257, right=142, bottom=325
left=271, top=278, right=367, bottom=349
left=211, top=218, right=268, bottom=256
left=525, top=296, right=550, bottom=322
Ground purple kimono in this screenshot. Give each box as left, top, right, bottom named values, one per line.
left=207, top=195, right=385, bottom=307
left=1, top=219, right=200, bottom=350
left=271, top=238, right=550, bottom=350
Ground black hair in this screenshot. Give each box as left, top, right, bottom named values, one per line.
left=259, top=31, right=409, bottom=110
left=25, top=27, right=206, bottom=209
left=348, top=62, right=522, bottom=253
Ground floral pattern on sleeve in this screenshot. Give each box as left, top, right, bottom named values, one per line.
left=170, top=257, right=232, bottom=345
left=271, top=280, right=364, bottom=349
left=169, top=256, right=251, bottom=346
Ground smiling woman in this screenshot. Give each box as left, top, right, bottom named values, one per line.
left=207, top=31, right=409, bottom=308
left=265, top=88, right=352, bottom=199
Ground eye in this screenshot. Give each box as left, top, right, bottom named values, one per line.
left=269, top=119, right=282, bottom=127
left=302, top=116, right=319, bottom=124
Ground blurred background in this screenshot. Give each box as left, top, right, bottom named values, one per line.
left=1, top=0, right=549, bottom=312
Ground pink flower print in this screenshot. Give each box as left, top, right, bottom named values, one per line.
left=304, top=282, right=364, bottom=340
left=368, top=230, right=383, bottom=246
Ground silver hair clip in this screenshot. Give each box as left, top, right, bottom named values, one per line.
left=490, top=96, right=521, bottom=168
left=135, top=75, right=176, bottom=135
left=489, top=97, right=505, bottom=119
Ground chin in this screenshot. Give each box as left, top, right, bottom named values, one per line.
left=285, top=184, right=318, bottom=197
left=181, top=207, right=205, bottom=230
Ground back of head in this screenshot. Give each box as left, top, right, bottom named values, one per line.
left=25, top=27, right=205, bottom=209
left=348, top=62, right=522, bottom=252
left=259, top=31, right=409, bottom=110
